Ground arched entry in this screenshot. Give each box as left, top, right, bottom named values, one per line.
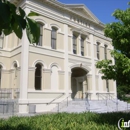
left=71, top=67, right=88, bottom=99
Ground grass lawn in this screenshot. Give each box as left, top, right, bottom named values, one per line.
left=0, top=112, right=129, bottom=130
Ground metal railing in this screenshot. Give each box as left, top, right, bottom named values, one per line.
left=85, top=92, right=92, bottom=100
left=47, top=93, right=65, bottom=105
left=84, top=92, right=90, bottom=111
left=0, top=88, right=19, bottom=116
left=0, top=88, right=19, bottom=99
left=56, top=94, right=72, bottom=112
left=96, top=93, right=129, bottom=112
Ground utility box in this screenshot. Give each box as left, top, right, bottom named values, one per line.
left=29, top=104, right=36, bottom=114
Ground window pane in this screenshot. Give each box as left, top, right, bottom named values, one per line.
left=73, top=35, right=77, bottom=54
left=51, top=28, right=57, bottom=49
left=81, top=37, right=84, bottom=56
left=97, top=43, right=100, bottom=59
left=37, top=23, right=43, bottom=46
left=35, top=64, right=42, bottom=90
left=52, top=28, right=56, bottom=39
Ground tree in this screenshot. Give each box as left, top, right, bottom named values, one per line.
left=96, top=3, right=130, bottom=94
left=0, top=0, right=40, bottom=43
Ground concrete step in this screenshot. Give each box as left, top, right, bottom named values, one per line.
left=51, top=99, right=130, bottom=113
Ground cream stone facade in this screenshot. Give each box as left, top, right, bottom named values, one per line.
left=0, top=0, right=117, bottom=113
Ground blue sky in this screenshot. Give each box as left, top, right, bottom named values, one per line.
left=58, top=0, right=129, bottom=24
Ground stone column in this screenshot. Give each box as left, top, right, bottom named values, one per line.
left=19, top=8, right=30, bottom=114
left=89, top=34, right=96, bottom=100
left=64, top=24, right=69, bottom=96
left=68, top=71, right=72, bottom=93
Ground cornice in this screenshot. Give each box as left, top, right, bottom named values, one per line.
left=46, top=0, right=104, bottom=28
left=19, top=1, right=106, bottom=39
left=20, top=0, right=104, bottom=29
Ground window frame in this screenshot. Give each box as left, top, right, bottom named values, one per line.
left=73, top=34, right=77, bottom=54
left=51, top=27, right=57, bottom=49
left=97, top=42, right=100, bottom=59
left=37, top=23, right=43, bottom=46
left=35, top=64, right=42, bottom=90
left=81, top=37, right=84, bottom=56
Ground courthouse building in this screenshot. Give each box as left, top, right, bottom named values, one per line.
left=0, top=0, right=116, bottom=113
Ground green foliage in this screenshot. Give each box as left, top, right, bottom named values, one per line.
left=0, top=112, right=129, bottom=130
left=96, top=3, right=130, bottom=90
left=0, top=0, right=40, bottom=44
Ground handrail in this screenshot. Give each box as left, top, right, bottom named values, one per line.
left=84, top=92, right=90, bottom=111
left=84, top=92, right=92, bottom=100
left=96, top=92, right=115, bottom=100
left=47, top=93, right=65, bottom=105
left=57, top=93, right=72, bottom=112
left=96, top=93, right=107, bottom=100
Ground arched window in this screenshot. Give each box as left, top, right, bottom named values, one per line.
left=0, top=65, right=2, bottom=88
left=0, top=33, right=4, bottom=49
left=35, top=64, right=42, bottom=90
left=37, top=23, right=43, bottom=46
left=73, top=34, right=77, bottom=54
left=51, top=65, right=58, bottom=90
left=51, top=27, right=57, bottom=49
left=96, top=42, right=100, bottom=59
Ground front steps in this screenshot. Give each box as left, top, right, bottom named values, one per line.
left=52, top=99, right=130, bottom=113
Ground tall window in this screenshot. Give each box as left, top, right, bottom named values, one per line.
left=104, top=45, right=107, bottom=59
left=73, top=34, right=77, bottom=54
left=0, top=33, right=4, bottom=49
left=35, top=64, right=42, bottom=90
left=106, top=80, right=109, bottom=92
left=51, top=27, right=57, bottom=49
left=37, top=23, right=43, bottom=46
left=97, top=42, right=100, bottom=59
left=0, top=65, right=2, bottom=88
left=81, top=37, right=84, bottom=56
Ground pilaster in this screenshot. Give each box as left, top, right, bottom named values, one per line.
left=64, top=24, right=69, bottom=96
left=89, top=34, right=96, bottom=99
left=19, top=7, right=30, bottom=113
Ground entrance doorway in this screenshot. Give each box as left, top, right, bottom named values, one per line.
left=71, top=67, right=88, bottom=99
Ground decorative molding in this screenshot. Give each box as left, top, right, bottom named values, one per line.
left=28, top=67, right=36, bottom=71
left=43, top=69, right=51, bottom=73
left=32, top=60, right=47, bottom=68
left=87, top=74, right=92, bottom=78
left=58, top=70, right=65, bottom=74
left=58, top=31, right=64, bottom=35
left=49, top=62, right=61, bottom=70
left=11, top=60, right=20, bottom=69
